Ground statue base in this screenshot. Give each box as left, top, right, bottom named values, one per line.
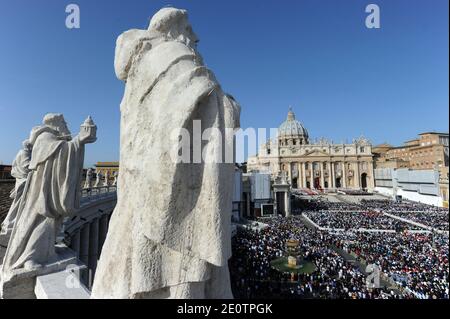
left=0, top=244, right=79, bottom=299
left=270, top=257, right=317, bottom=275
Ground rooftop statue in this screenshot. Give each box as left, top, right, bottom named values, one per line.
left=1, top=114, right=96, bottom=280
left=91, top=7, right=240, bottom=299
left=84, top=168, right=94, bottom=189
left=0, top=140, right=32, bottom=235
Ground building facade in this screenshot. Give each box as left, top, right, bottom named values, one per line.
left=248, top=108, right=375, bottom=191
left=375, top=167, right=445, bottom=207
left=94, top=162, right=119, bottom=183
left=374, top=132, right=449, bottom=171
left=373, top=132, right=449, bottom=206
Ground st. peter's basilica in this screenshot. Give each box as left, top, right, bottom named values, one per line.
left=247, top=108, right=375, bottom=191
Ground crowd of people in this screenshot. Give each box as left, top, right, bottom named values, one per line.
left=303, top=210, right=419, bottom=230
left=230, top=197, right=449, bottom=299
left=336, top=232, right=449, bottom=299
left=294, top=197, right=448, bottom=232
left=360, top=199, right=449, bottom=231
left=388, top=211, right=449, bottom=231
left=230, top=217, right=402, bottom=299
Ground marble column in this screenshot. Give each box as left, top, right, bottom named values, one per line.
left=71, top=230, right=81, bottom=259
left=80, top=224, right=90, bottom=286
left=284, top=191, right=290, bottom=217
left=368, top=161, right=375, bottom=190
left=355, top=162, right=361, bottom=189
left=89, top=218, right=100, bottom=275
left=342, top=162, right=347, bottom=188
left=320, top=163, right=325, bottom=189
left=288, top=162, right=292, bottom=186
left=302, top=162, right=307, bottom=189
left=331, top=161, right=335, bottom=189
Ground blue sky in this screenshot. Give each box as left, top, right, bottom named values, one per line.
left=0, top=0, right=448, bottom=166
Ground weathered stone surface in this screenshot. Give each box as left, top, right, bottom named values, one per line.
left=34, top=262, right=90, bottom=299
left=1, top=140, right=32, bottom=234
left=92, top=7, right=240, bottom=299
left=1, top=244, right=79, bottom=299
left=0, top=182, right=14, bottom=225
left=1, top=114, right=97, bottom=298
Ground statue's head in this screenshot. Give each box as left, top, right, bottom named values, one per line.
left=43, top=113, right=72, bottom=140
left=148, top=7, right=199, bottom=49
left=22, top=139, right=32, bottom=151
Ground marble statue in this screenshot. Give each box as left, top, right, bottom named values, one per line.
left=112, top=171, right=118, bottom=186
left=1, top=114, right=96, bottom=278
left=92, top=7, right=240, bottom=299
left=84, top=168, right=93, bottom=189
left=1, top=140, right=32, bottom=234
left=94, top=171, right=103, bottom=188
left=103, top=171, right=109, bottom=187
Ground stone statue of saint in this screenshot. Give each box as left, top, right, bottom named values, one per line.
left=112, top=171, right=118, bottom=186
left=1, top=140, right=32, bottom=234
left=92, top=7, right=240, bottom=299
left=103, top=171, right=109, bottom=187
left=84, top=168, right=93, bottom=189
left=94, top=171, right=103, bottom=188
left=1, top=114, right=96, bottom=277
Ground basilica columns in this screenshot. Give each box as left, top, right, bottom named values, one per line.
left=320, top=163, right=325, bottom=189
left=288, top=162, right=292, bottom=186
left=330, top=161, right=335, bottom=189
left=302, top=162, right=307, bottom=189
left=355, top=162, right=361, bottom=188
left=342, top=162, right=347, bottom=188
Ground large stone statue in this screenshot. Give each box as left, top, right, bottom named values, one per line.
left=94, top=171, right=103, bottom=188
left=84, top=168, right=93, bottom=189
left=92, top=7, right=240, bottom=299
left=1, top=114, right=96, bottom=279
left=103, top=171, right=109, bottom=187
left=1, top=140, right=32, bottom=234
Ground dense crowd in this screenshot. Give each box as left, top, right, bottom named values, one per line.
left=338, top=189, right=372, bottom=196
left=294, top=197, right=448, bottom=231
left=387, top=211, right=449, bottom=231
left=230, top=217, right=401, bottom=299
left=360, top=199, right=449, bottom=231
left=336, top=232, right=449, bottom=299
left=360, top=199, right=448, bottom=213
left=304, top=210, right=419, bottom=230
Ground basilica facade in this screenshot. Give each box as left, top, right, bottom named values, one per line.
left=247, top=108, right=375, bottom=191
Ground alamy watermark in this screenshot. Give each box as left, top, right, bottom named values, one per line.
left=65, top=4, right=80, bottom=29
left=365, top=263, right=381, bottom=289
left=365, top=4, right=381, bottom=29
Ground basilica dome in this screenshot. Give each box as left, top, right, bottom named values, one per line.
left=278, top=108, right=309, bottom=140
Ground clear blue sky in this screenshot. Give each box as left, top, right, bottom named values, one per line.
left=0, top=0, right=448, bottom=166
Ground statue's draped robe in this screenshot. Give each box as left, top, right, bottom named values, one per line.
left=1, top=149, right=31, bottom=232
left=1, top=131, right=84, bottom=277
left=92, top=32, right=240, bottom=299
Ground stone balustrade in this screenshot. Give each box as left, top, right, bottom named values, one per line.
left=61, top=186, right=117, bottom=290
